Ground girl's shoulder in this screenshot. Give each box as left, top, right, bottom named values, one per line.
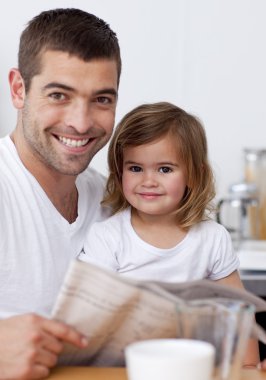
left=191, top=219, right=230, bottom=239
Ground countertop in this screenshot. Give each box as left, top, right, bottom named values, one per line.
left=46, top=367, right=266, bottom=380
left=237, top=240, right=266, bottom=297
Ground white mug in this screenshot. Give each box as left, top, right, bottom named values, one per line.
left=125, top=339, right=215, bottom=380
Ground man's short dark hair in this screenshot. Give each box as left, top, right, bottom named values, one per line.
left=18, top=8, right=121, bottom=91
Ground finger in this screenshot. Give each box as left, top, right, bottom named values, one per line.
left=17, top=364, right=50, bottom=380
left=42, top=319, right=88, bottom=348
left=258, top=359, right=266, bottom=371
left=35, top=347, right=58, bottom=368
left=40, top=331, right=64, bottom=354
left=29, top=364, right=50, bottom=380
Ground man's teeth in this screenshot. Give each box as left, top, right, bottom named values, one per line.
left=58, top=136, right=89, bottom=147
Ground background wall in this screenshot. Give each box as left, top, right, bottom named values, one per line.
left=1, top=0, right=266, bottom=201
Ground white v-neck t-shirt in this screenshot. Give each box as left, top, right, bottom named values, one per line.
left=80, top=208, right=239, bottom=282
left=0, top=136, right=108, bottom=317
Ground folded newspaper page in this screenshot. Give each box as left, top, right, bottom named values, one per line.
left=51, top=259, right=266, bottom=366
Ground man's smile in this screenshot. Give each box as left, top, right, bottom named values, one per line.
left=58, top=136, right=90, bottom=148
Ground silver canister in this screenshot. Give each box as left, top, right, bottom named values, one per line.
left=216, top=182, right=259, bottom=247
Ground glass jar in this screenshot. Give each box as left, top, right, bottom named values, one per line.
left=244, top=148, right=266, bottom=240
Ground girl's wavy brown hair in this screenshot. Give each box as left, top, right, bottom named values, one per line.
left=103, top=102, right=215, bottom=229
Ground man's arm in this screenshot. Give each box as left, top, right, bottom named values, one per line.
left=0, top=313, right=88, bottom=380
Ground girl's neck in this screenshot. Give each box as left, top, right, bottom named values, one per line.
left=130, top=208, right=187, bottom=249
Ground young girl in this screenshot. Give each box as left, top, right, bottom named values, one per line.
left=79, top=101, right=240, bottom=286
left=79, top=101, right=259, bottom=366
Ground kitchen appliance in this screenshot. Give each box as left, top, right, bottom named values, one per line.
left=216, top=182, right=259, bottom=248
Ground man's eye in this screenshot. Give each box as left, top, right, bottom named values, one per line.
left=97, top=96, right=111, bottom=104
left=129, top=166, right=142, bottom=172
left=159, top=167, right=172, bottom=173
left=49, top=93, right=66, bottom=101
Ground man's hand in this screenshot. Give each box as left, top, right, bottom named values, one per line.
left=258, top=359, right=266, bottom=370
left=0, top=313, right=88, bottom=380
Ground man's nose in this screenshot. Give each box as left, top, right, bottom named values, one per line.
left=65, top=102, right=94, bottom=134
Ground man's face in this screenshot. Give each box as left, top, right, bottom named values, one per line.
left=15, top=50, right=118, bottom=176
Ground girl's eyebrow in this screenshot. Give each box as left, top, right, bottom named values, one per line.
left=123, top=160, right=141, bottom=165
left=157, top=161, right=179, bottom=167
left=124, top=160, right=179, bottom=167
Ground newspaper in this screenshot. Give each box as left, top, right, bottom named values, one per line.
left=51, top=259, right=266, bottom=366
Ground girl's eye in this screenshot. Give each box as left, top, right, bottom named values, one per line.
left=159, top=167, right=172, bottom=173
left=129, top=166, right=142, bottom=172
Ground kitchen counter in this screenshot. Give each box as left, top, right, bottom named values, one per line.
left=240, top=270, right=266, bottom=297
left=46, top=367, right=266, bottom=380
left=237, top=240, right=266, bottom=297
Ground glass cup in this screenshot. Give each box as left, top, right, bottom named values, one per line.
left=176, top=298, right=255, bottom=380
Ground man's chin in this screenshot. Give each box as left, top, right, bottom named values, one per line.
left=48, top=160, right=91, bottom=176
left=57, top=166, right=90, bottom=176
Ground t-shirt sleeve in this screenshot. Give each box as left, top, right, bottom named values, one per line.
left=78, top=221, right=119, bottom=272
left=208, top=225, right=240, bottom=280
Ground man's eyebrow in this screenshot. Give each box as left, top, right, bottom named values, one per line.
left=94, top=88, right=118, bottom=98
left=42, top=82, right=75, bottom=92
left=42, top=83, right=118, bottom=98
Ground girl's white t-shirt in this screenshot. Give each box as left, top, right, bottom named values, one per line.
left=80, top=207, right=239, bottom=282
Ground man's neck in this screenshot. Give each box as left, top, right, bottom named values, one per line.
left=11, top=131, right=79, bottom=223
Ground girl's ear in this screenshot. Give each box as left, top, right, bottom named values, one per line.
left=9, top=68, right=26, bottom=109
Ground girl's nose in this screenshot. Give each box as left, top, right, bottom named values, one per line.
left=142, top=171, right=158, bottom=187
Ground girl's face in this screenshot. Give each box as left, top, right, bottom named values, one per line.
left=122, top=134, right=187, bottom=218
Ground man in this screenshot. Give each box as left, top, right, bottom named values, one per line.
left=0, top=8, right=121, bottom=379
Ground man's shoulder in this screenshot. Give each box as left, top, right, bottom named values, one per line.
left=0, top=135, right=13, bottom=157
left=0, top=135, right=13, bottom=147
left=0, top=135, right=10, bottom=144
left=0, top=136, right=19, bottom=181
left=91, top=208, right=130, bottom=232
left=77, top=166, right=107, bottom=189
left=76, top=167, right=109, bottom=220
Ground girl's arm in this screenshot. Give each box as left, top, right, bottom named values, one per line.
left=216, top=270, right=260, bottom=368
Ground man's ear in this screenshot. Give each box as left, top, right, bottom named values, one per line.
left=9, top=68, right=26, bottom=109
